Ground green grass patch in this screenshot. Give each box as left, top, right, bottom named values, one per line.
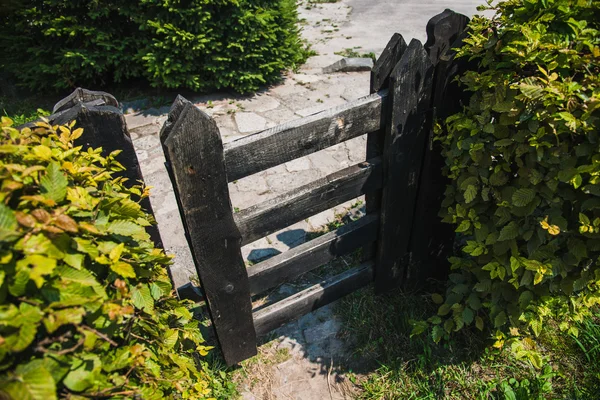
left=337, top=289, right=600, bottom=399
left=1, top=95, right=52, bottom=125
left=334, top=48, right=377, bottom=62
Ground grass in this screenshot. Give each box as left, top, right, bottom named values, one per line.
left=1, top=95, right=53, bottom=125
left=336, top=287, right=600, bottom=399
left=334, top=48, right=377, bottom=62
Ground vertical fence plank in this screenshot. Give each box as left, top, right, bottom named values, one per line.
left=161, top=98, right=257, bottom=365
left=45, top=93, right=163, bottom=248
left=374, top=39, right=434, bottom=293
left=406, top=10, right=470, bottom=287
left=363, top=34, right=408, bottom=262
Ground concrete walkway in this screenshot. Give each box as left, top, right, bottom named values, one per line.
left=126, top=0, right=483, bottom=398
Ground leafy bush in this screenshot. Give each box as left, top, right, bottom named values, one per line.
left=0, top=117, right=230, bottom=399
left=418, top=0, right=600, bottom=358
left=0, top=0, right=309, bottom=93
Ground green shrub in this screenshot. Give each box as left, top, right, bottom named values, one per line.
left=415, top=0, right=600, bottom=360
left=0, top=117, right=230, bottom=399
left=0, top=0, right=309, bottom=94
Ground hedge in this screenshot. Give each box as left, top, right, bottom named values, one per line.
left=0, top=117, right=234, bottom=399
left=413, top=0, right=599, bottom=366
left=0, top=0, right=309, bottom=94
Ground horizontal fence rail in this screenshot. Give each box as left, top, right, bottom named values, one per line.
left=159, top=8, right=470, bottom=366
left=223, top=90, right=388, bottom=182
left=252, top=261, right=374, bottom=336
left=247, top=214, right=379, bottom=296
left=235, top=157, right=383, bottom=246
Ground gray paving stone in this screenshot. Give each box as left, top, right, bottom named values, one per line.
left=126, top=111, right=159, bottom=130
left=235, top=112, right=267, bottom=133
left=239, top=95, right=280, bottom=112
left=234, top=174, right=270, bottom=193
left=266, top=169, right=322, bottom=192
left=303, top=319, right=342, bottom=343
left=308, top=150, right=343, bottom=176
left=293, top=74, right=323, bottom=84
left=285, top=157, right=312, bottom=172
left=323, top=57, right=374, bottom=73
left=261, top=107, right=299, bottom=125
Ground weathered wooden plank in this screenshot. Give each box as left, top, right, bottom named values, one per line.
left=374, top=39, right=435, bottom=293
left=235, top=157, right=383, bottom=246
left=363, top=33, right=408, bottom=262
left=370, top=33, right=408, bottom=94
left=37, top=101, right=162, bottom=248
left=424, top=9, right=469, bottom=65
left=253, top=262, right=374, bottom=336
left=247, top=214, right=379, bottom=295
left=161, top=98, right=257, bottom=365
left=406, top=10, right=470, bottom=287
left=223, top=91, right=387, bottom=182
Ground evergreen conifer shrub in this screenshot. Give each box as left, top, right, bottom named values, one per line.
left=0, top=0, right=309, bottom=93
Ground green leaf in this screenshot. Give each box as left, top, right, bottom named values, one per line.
left=131, top=284, right=154, bottom=311
left=475, top=316, right=484, bottom=331
left=150, top=282, right=165, bottom=300
left=512, top=188, right=535, bottom=207
left=431, top=293, right=444, bottom=304
left=494, top=311, right=507, bottom=328
left=63, top=355, right=100, bottom=392
left=498, top=222, right=519, bottom=241
left=17, top=255, right=57, bottom=288
left=40, top=162, right=67, bottom=203
left=462, top=307, right=474, bottom=325
left=438, top=304, right=451, bottom=316
left=0, top=360, right=56, bottom=400
left=464, top=185, right=478, bottom=203
left=111, top=261, right=136, bottom=278
left=163, top=329, right=179, bottom=349
left=0, top=203, right=19, bottom=241
left=432, top=325, right=444, bottom=343
left=455, top=220, right=471, bottom=233
left=107, top=220, right=148, bottom=240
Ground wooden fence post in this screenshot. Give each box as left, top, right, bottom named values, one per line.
left=160, top=97, right=257, bottom=365
left=374, top=39, right=435, bottom=293
left=33, top=88, right=163, bottom=248
left=406, top=10, right=470, bottom=287
left=363, top=33, right=407, bottom=261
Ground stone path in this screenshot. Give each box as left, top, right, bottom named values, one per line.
left=125, top=0, right=483, bottom=398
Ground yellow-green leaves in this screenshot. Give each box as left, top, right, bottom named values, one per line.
left=0, top=121, right=218, bottom=399
left=428, top=0, right=600, bottom=357
left=40, top=162, right=68, bottom=203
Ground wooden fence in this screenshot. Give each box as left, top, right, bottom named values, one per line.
left=159, top=9, right=470, bottom=365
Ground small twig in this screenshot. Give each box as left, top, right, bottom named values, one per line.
left=327, top=357, right=334, bottom=400
left=80, top=325, right=118, bottom=347
left=129, top=331, right=152, bottom=344
left=37, top=337, right=85, bottom=356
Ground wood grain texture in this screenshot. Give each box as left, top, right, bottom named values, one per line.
left=247, top=214, right=379, bottom=295
left=364, top=33, right=408, bottom=262
left=161, top=98, right=257, bottom=365
left=223, top=91, right=387, bottom=182
left=370, top=33, right=408, bottom=94
left=424, top=9, right=470, bottom=65
left=53, top=87, right=119, bottom=114
left=235, top=157, right=383, bottom=246
left=406, top=10, right=470, bottom=287
left=253, top=262, right=374, bottom=336
left=374, top=39, right=435, bottom=293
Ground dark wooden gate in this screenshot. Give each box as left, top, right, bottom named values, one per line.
left=160, top=9, right=470, bottom=365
